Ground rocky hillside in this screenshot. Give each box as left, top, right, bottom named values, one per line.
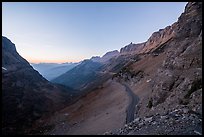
left=100, top=50, right=119, bottom=62
left=108, top=2, right=202, bottom=135
left=105, top=106, right=202, bottom=135
left=120, top=42, right=145, bottom=54
left=2, top=36, right=78, bottom=135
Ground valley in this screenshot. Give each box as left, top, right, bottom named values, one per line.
left=39, top=80, right=129, bottom=135
left=2, top=2, right=202, bottom=135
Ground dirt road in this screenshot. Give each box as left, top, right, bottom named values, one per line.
left=121, top=84, right=139, bottom=124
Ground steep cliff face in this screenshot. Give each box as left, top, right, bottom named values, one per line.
left=2, top=36, right=32, bottom=70
left=90, top=50, right=119, bottom=63
left=136, top=1, right=202, bottom=117
left=108, top=2, right=202, bottom=135
left=2, top=36, right=76, bottom=135
left=119, top=25, right=175, bottom=55
left=100, top=50, right=119, bottom=62
left=120, top=42, right=145, bottom=54
left=141, top=25, right=175, bottom=53
left=119, top=13, right=176, bottom=55
left=120, top=2, right=202, bottom=56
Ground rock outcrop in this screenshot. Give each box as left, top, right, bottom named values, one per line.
left=105, top=107, right=202, bottom=135
left=136, top=1, right=202, bottom=117
left=90, top=56, right=101, bottom=62
left=120, top=42, right=145, bottom=54
left=90, top=50, right=119, bottom=63
left=119, top=25, right=175, bottom=55
left=100, top=50, right=119, bottom=62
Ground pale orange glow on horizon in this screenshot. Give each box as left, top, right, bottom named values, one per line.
left=27, top=58, right=82, bottom=64
left=19, top=52, right=90, bottom=64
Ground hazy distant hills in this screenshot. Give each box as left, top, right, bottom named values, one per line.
left=31, top=62, right=79, bottom=81
left=31, top=50, right=119, bottom=83
left=51, top=59, right=103, bottom=90
left=51, top=50, right=120, bottom=91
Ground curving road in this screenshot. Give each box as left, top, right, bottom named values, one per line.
left=121, top=83, right=139, bottom=124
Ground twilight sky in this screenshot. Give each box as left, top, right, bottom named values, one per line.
left=2, top=2, right=187, bottom=63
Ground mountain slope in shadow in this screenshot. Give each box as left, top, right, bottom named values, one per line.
left=2, top=36, right=78, bottom=135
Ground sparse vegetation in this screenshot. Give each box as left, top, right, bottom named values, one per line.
left=147, top=98, right=153, bottom=108
left=178, top=98, right=189, bottom=105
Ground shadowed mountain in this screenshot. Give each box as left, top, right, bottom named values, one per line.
left=51, top=50, right=120, bottom=91
left=51, top=49, right=122, bottom=92
left=2, top=36, right=78, bottom=135
left=51, top=59, right=104, bottom=90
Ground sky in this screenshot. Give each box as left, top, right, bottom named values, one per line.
left=2, top=2, right=187, bottom=63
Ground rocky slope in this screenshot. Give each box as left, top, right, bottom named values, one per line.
left=105, top=106, right=202, bottom=135
left=39, top=80, right=129, bottom=135
left=119, top=24, right=174, bottom=55
left=2, top=36, right=78, bottom=135
left=100, top=50, right=119, bottom=62
left=90, top=50, right=119, bottom=63
left=120, top=42, right=145, bottom=54
left=108, top=2, right=202, bottom=135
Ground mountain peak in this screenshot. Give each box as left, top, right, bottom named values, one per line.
left=102, top=50, right=119, bottom=58
left=90, top=56, right=101, bottom=62
left=2, top=36, right=17, bottom=53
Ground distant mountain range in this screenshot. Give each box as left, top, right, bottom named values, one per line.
left=31, top=50, right=119, bottom=82
left=51, top=50, right=120, bottom=91
left=51, top=59, right=103, bottom=90
left=31, top=62, right=79, bottom=81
